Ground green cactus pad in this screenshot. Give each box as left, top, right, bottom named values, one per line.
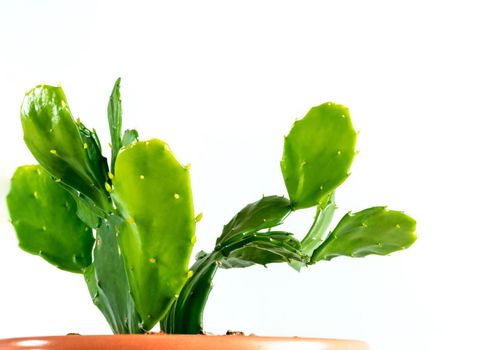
left=20, top=85, right=110, bottom=212
left=281, top=102, right=357, bottom=209
left=6, top=165, right=94, bottom=273
left=312, top=206, right=417, bottom=261
left=111, top=139, right=195, bottom=330
left=220, top=231, right=304, bottom=268
left=84, top=216, right=141, bottom=333
left=216, top=195, right=292, bottom=247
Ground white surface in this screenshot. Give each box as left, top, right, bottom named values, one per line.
left=0, top=1, right=492, bottom=349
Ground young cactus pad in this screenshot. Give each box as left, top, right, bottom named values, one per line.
left=7, top=79, right=416, bottom=335
left=7, top=165, right=94, bottom=273
left=111, top=139, right=195, bottom=329
left=281, top=102, right=357, bottom=209
left=20, top=85, right=111, bottom=214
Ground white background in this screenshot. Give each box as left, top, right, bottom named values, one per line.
left=1, top=1, right=492, bottom=349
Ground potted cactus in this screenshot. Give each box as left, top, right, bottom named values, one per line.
left=1, top=79, right=416, bottom=350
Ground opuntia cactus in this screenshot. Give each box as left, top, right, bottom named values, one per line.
left=7, top=79, right=416, bottom=335
left=8, top=80, right=196, bottom=333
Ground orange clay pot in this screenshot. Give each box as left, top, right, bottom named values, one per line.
left=0, top=334, right=369, bottom=350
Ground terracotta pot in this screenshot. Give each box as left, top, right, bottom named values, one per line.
left=0, top=334, right=369, bottom=350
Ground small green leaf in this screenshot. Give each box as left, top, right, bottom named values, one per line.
left=77, top=119, right=109, bottom=187
left=281, top=102, right=357, bottom=209
left=312, top=207, right=417, bottom=262
left=216, top=195, right=292, bottom=247
left=55, top=180, right=105, bottom=228
left=220, top=231, right=304, bottom=268
left=73, top=195, right=102, bottom=228
left=84, top=216, right=142, bottom=333
left=7, top=165, right=94, bottom=273
left=108, top=78, right=122, bottom=173
left=122, top=129, right=139, bottom=147
left=111, top=139, right=195, bottom=330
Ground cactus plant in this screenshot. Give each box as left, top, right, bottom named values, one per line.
left=6, top=79, right=416, bottom=335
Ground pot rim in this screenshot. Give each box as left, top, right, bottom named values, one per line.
left=0, top=334, right=370, bottom=350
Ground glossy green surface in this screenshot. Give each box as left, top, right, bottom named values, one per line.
left=161, top=252, right=220, bottom=334
left=111, top=139, right=195, bottom=330
left=281, top=103, right=356, bottom=209
left=122, top=129, right=139, bottom=147
left=20, top=85, right=111, bottom=213
left=84, top=216, right=141, bottom=333
left=217, top=195, right=293, bottom=247
left=107, top=78, right=123, bottom=173
left=290, top=193, right=336, bottom=271
left=7, top=165, right=94, bottom=273
left=312, top=207, right=417, bottom=261
left=220, top=231, right=303, bottom=268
